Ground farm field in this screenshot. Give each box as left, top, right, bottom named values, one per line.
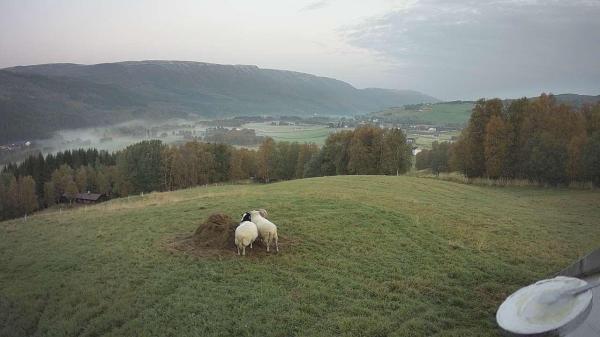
left=1, top=176, right=599, bottom=336
left=373, top=102, right=474, bottom=126
left=406, top=130, right=461, bottom=150
left=242, top=122, right=338, bottom=145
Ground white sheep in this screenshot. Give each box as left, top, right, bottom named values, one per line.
left=235, top=214, right=258, bottom=256
left=258, top=208, right=268, bottom=218
left=249, top=209, right=279, bottom=253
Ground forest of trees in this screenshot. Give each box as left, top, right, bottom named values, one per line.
left=5, top=94, right=597, bottom=222
left=304, top=127, right=412, bottom=177
left=416, top=94, right=600, bottom=185
left=0, top=125, right=412, bottom=221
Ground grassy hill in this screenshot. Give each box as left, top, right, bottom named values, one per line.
left=1, top=176, right=599, bottom=336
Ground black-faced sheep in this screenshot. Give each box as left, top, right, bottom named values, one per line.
left=235, top=213, right=258, bottom=256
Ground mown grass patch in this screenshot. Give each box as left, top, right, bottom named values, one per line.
left=373, top=102, right=474, bottom=126
left=242, top=122, right=336, bottom=145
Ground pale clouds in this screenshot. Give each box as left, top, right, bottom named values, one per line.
left=300, top=0, right=330, bottom=11
left=0, top=0, right=598, bottom=100
left=343, top=0, right=600, bottom=99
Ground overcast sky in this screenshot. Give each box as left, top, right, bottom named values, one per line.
left=1, top=0, right=599, bottom=100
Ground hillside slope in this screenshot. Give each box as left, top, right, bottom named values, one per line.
left=1, top=176, right=599, bottom=336
left=0, top=71, right=147, bottom=142
left=551, top=93, right=600, bottom=107
left=0, top=61, right=438, bottom=143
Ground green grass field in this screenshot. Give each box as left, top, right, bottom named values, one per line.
left=406, top=130, right=461, bottom=150
left=374, top=102, right=474, bottom=126
left=242, top=122, right=336, bottom=145
left=1, top=176, right=599, bottom=336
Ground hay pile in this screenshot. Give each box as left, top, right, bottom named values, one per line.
left=167, top=213, right=238, bottom=257
left=166, top=211, right=295, bottom=258
left=192, top=213, right=237, bottom=249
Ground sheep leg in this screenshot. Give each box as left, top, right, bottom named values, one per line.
left=250, top=242, right=253, bottom=249
left=266, top=233, right=271, bottom=252
left=275, top=235, right=279, bottom=252
left=242, top=246, right=246, bottom=256
left=237, top=246, right=240, bottom=255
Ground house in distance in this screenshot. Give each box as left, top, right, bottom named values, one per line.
left=61, top=192, right=107, bottom=204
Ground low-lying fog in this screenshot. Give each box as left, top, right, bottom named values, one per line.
left=42, top=118, right=210, bottom=153
left=0, top=118, right=213, bottom=165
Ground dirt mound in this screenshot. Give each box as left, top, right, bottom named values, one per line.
left=166, top=212, right=297, bottom=258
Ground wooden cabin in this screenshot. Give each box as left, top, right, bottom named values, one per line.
left=61, top=192, right=106, bottom=204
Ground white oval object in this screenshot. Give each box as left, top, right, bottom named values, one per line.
left=497, top=276, right=593, bottom=335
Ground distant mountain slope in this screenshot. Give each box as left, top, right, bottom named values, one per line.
left=552, top=94, right=600, bottom=107
left=0, top=61, right=438, bottom=142
left=0, top=70, right=148, bottom=143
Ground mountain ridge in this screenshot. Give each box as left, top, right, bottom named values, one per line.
left=0, top=60, right=438, bottom=143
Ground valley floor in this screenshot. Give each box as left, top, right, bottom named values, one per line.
left=1, top=176, right=599, bottom=336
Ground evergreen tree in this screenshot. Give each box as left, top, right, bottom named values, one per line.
left=43, top=181, right=56, bottom=207
left=210, top=143, right=232, bottom=182
left=19, top=176, right=38, bottom=215
left=117, top=140, right=164, bottom=193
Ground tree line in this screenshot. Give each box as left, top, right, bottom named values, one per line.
left=0, top=125, right=412, bottom=221
left=416, top=94, right=600, bottom=185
